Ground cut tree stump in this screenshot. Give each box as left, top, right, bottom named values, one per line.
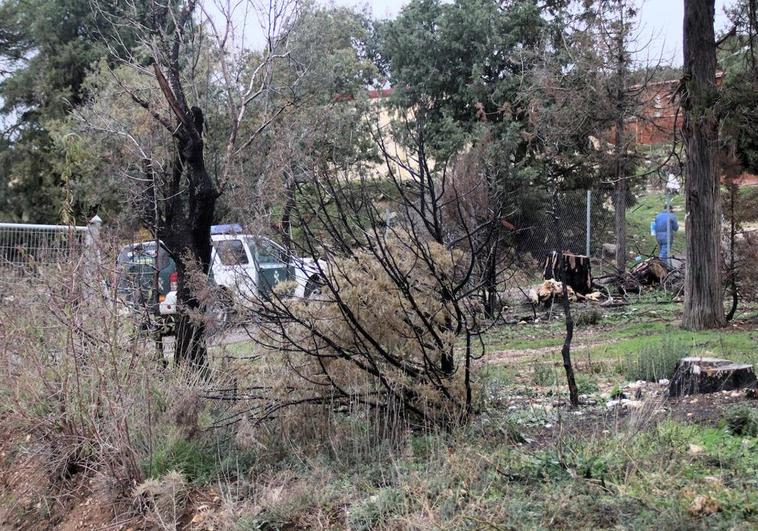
left=543, top=251, right=592, bottom=295
left=629, top=257, right=669, bottom=285
left=669, top=357, right=757, bottom=397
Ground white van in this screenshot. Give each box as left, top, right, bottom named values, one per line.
left=159, top=224, right=324, bottom=320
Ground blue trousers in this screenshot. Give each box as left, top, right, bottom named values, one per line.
left=657, top=238, right=670, bottom=262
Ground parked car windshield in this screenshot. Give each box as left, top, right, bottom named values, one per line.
left=116, top=241, right=171, bottom=270
left=214, top=239, right=249, bottom=265
left=248, top=237, right=286, bottom=265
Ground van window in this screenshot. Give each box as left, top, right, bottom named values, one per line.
left=214, top=240, right=249, bottom=265
left=250, top=238, right=285, bottom=265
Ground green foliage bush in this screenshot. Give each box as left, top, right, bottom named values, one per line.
left=623, top=338, right=692, bottom=382
left=142, top=437, right=220, bottom=484
left=576, top=373, right=599, bottom=395
left=724, top=405, right=758, bottom=437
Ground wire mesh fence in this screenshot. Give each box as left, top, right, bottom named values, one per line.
left=0, top=223, right=89, bottom=275
left=511, top=189, right=614, bottom=264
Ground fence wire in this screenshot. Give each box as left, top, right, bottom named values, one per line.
left=512, top=189, right=614, bottom=264
left=0, top=223, right=88, bottom=274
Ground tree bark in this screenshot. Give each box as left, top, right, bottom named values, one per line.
left=161, top=108, right=216, bottom=369
left=681, top=0, right=726, bottom=330
left=551, top=190, right=579, bottom=407
left=483, top=238, right=500, bottom=318
left=613, top=7, right=628, bottom=274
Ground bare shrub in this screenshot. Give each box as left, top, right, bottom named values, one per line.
left=133, top=470, right=188, bottom=530
left=0, top=238, right=231, bottom=502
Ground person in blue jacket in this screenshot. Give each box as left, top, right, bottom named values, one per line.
left=654, top=205, right=679, bottom=264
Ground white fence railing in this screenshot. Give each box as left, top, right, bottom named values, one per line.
left=0, top=217, right=100, bottom=272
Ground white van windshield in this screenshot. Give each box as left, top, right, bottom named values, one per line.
left=214, top=239, right=249, bottom=265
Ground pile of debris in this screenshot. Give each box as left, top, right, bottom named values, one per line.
left=534, top=279, right=604, bottom=305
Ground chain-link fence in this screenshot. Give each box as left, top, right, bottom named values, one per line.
left=511, top=189, right=614, bottom=264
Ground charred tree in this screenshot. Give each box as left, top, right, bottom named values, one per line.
left=160, top=103, right=216, bottom=368
left=681, top=0, right=726, bottom=330
left=543, top=251, right=593, bottom=295
left=551, top=190, right=579, bottom=407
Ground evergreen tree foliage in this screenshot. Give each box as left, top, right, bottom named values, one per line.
left=0, top=0, right=125, bottom=222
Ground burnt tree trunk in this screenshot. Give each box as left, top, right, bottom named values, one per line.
left=551, top=190, right=579, bottom=407
left=544, top=251, right=592, bottom=295
left=280, top=172, right=296, bottom=254
left=161, top=105, right=216, bottom=369
left=483, top=238, right=500, bottom=318
left=681, top=0, right=726, bottom=330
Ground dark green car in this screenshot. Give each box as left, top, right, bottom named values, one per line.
left=115, top=241, right=177, bottom=333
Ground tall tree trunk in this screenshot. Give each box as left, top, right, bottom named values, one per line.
left=162, top=110, right=216, bottom=369
left=483, top=238, right=499, bottom=318
left=281, top=172, right=296, bottom=254
left=613, top=7, right=628, bottom=274
left=613, top=123, right=627, bottom=273
left=681, top=0, right=725, bottom=330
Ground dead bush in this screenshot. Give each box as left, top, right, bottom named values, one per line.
left=245, top=232, right=476, bottom=431
left=0, top=247, right=230, bottom=500
left=133, top=470, right=188, bottom=529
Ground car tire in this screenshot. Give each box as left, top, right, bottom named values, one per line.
left=304, top=275, right=324, bottom=299
left=207, top=289, right=233, bottom=333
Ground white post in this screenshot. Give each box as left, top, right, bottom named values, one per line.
left=665, top=192, right=672, bottom=267
left=585, top=190, right=592, bottom=257
left=85, top=215, right=103, bottom=298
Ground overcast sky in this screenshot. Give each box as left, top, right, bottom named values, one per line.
left=334, top=0, right=734, bottom=67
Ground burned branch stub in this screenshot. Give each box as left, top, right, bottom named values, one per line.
left=669, top=357, right=757, bottom=397
left=544, top=251, right=592, bottom=294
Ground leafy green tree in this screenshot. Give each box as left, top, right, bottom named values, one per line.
left=378, top=0, right=551, bottom=316
left=0, top=0, right=110, bottom=222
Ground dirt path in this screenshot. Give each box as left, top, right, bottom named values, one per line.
left=486, top=336, right=622, bottom=366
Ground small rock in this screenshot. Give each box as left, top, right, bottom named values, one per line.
left=688, top=444, right=704, bottom=456
left=689, top=494, right=720, bottom=516
left=658, top=379, right=670, bottom=386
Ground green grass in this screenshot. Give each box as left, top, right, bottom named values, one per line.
left=232, top=418, right=758, bottom=529
left=622, top=336, right=693, bottom=381
left=590, top=325, right=758, bottom=365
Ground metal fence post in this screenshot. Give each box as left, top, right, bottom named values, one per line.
left=84, top=215, right=103, bottom=298
left=665, top=192, right=672, bottom=267
left=586, top=190, right=592, bottom=257
left=86, top=215, right=102, bottom=248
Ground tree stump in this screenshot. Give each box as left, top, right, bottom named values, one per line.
left=544, top=251, right=592, bottom=294
left=669, top=357, right=757, bottom=397
left=629, top=257, right=668, bottom=285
